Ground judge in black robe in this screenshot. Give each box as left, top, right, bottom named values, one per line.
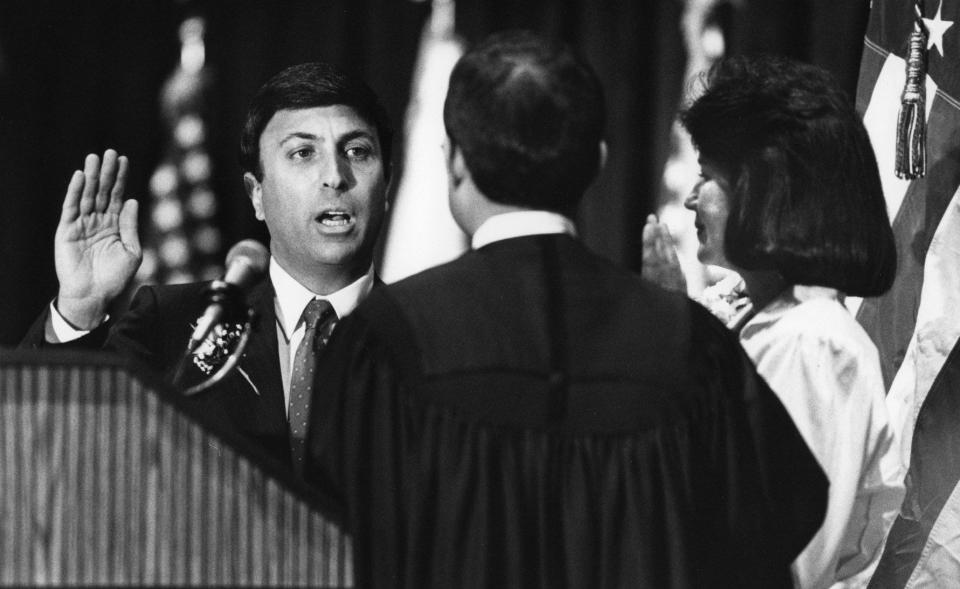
left=305, top=31, right=827, bottom=588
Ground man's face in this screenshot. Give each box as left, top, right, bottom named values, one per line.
left=246, top=105, right=388, bottom=286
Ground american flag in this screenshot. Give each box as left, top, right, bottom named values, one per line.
left=379, top=0, right=466, bottom=283
left=855, top=1, right=960, bottom=586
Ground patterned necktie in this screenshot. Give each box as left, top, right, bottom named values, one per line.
left=288, top=298, right=338, bottom=473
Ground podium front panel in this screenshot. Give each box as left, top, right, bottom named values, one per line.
left=0, top=351, right=352, bottom=587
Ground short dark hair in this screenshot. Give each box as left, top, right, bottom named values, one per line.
left=240, top=62, right=393, bottom=181
left=681, top=55, right=896, bottom=296
left=443, top=30, right=605, bottom=214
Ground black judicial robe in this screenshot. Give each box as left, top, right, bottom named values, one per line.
left=306, top=234, right=827, bottom=588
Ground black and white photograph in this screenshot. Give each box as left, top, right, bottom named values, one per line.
left=1, top=1, right=958, bottom=587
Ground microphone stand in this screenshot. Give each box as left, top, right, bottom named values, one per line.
left=171, top=280, right=257, bottom=396
left=179, top=307, right=256, bottom=396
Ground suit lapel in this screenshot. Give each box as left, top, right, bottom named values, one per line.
left=238, top=278, right=288, bottom=431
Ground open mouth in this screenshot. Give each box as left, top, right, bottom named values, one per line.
left=317, top=211, right=353, bottom=227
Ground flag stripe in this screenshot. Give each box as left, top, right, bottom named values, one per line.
left=906, top=473, right=960, bottom=587
left=879, top=184, right=960, bottom=463
left=871, top=331, right=960, bottom=588
left=881, top=182, right=960, bottom=585
left=857, top=91, right=960, bottom=388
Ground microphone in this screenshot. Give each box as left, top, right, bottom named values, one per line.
left=222, top=239, right=270, bottom=290
left=186, top=239, right=269, bottom=353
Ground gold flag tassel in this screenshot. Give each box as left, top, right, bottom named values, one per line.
left=895, top=4, right=928, bottom=180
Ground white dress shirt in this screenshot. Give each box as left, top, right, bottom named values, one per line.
left=270, top=258, right=374, bottom=413
left=471, top=210, right=577, bottom=249
left=739, top=285, right=904, bottom=589
left=48, top=301, right=101, bottom=341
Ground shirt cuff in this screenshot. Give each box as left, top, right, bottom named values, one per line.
left=47, top=300, right=107, bottom=343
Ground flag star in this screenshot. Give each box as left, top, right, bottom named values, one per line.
left=923, top=2, right=954, bottom=57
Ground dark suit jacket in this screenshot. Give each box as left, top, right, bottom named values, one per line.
left=307, top=234, right=828, bottom=588
left=22, top=279, right=293, bottom=467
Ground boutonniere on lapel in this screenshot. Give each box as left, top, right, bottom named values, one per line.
left=191, top=321, right=246, bottom=375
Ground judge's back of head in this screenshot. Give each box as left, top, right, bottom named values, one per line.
left=443, top=30, right=606, bottom=216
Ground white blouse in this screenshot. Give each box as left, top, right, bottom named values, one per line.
left=739, top=285, right=904, bottom=589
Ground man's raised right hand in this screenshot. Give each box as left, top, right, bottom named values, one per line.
left=54, top=149, right=142, bottom=330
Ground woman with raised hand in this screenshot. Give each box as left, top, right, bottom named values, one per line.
left=645, top=55, right=904, bottom=588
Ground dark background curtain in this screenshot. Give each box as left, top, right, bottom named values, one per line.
left=0, top=0, right=869, bottom=346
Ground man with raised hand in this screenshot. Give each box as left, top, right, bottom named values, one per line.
left=23, top=62, right=392, bottom=475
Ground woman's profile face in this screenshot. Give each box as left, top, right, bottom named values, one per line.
left=684, top=158, right=733, bottom=268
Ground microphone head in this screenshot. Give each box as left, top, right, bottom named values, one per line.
left=223, top=239, right=269, bottom=288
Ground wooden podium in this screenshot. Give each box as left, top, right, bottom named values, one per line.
left=0, top=349, right=352, bottom=587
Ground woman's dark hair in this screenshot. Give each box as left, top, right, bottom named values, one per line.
left=681, top=55, right=896, bottom=296
left=443, top=30, right=606, bottom=214
left=239, top=62, right=393, bottom=181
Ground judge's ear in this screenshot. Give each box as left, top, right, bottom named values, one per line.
left=444, top=138, right=468, bottom=189
left=243, top=172, right=265, bottom=221
left=597, top=140, right=609, bottom=175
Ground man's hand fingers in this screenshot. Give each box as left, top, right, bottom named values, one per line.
left=96, top=149, right=119, bottom=212
left=655, top=226, right=673, bottom=261
left=641, top=214, right=658, bottom=253
left=118, top=199, right=142, bottom=256
left=108, top=155, right=129, bottom=214
left=79, top=153, right=101, bottom=215
left=60, top=170, right=85, bottom=224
